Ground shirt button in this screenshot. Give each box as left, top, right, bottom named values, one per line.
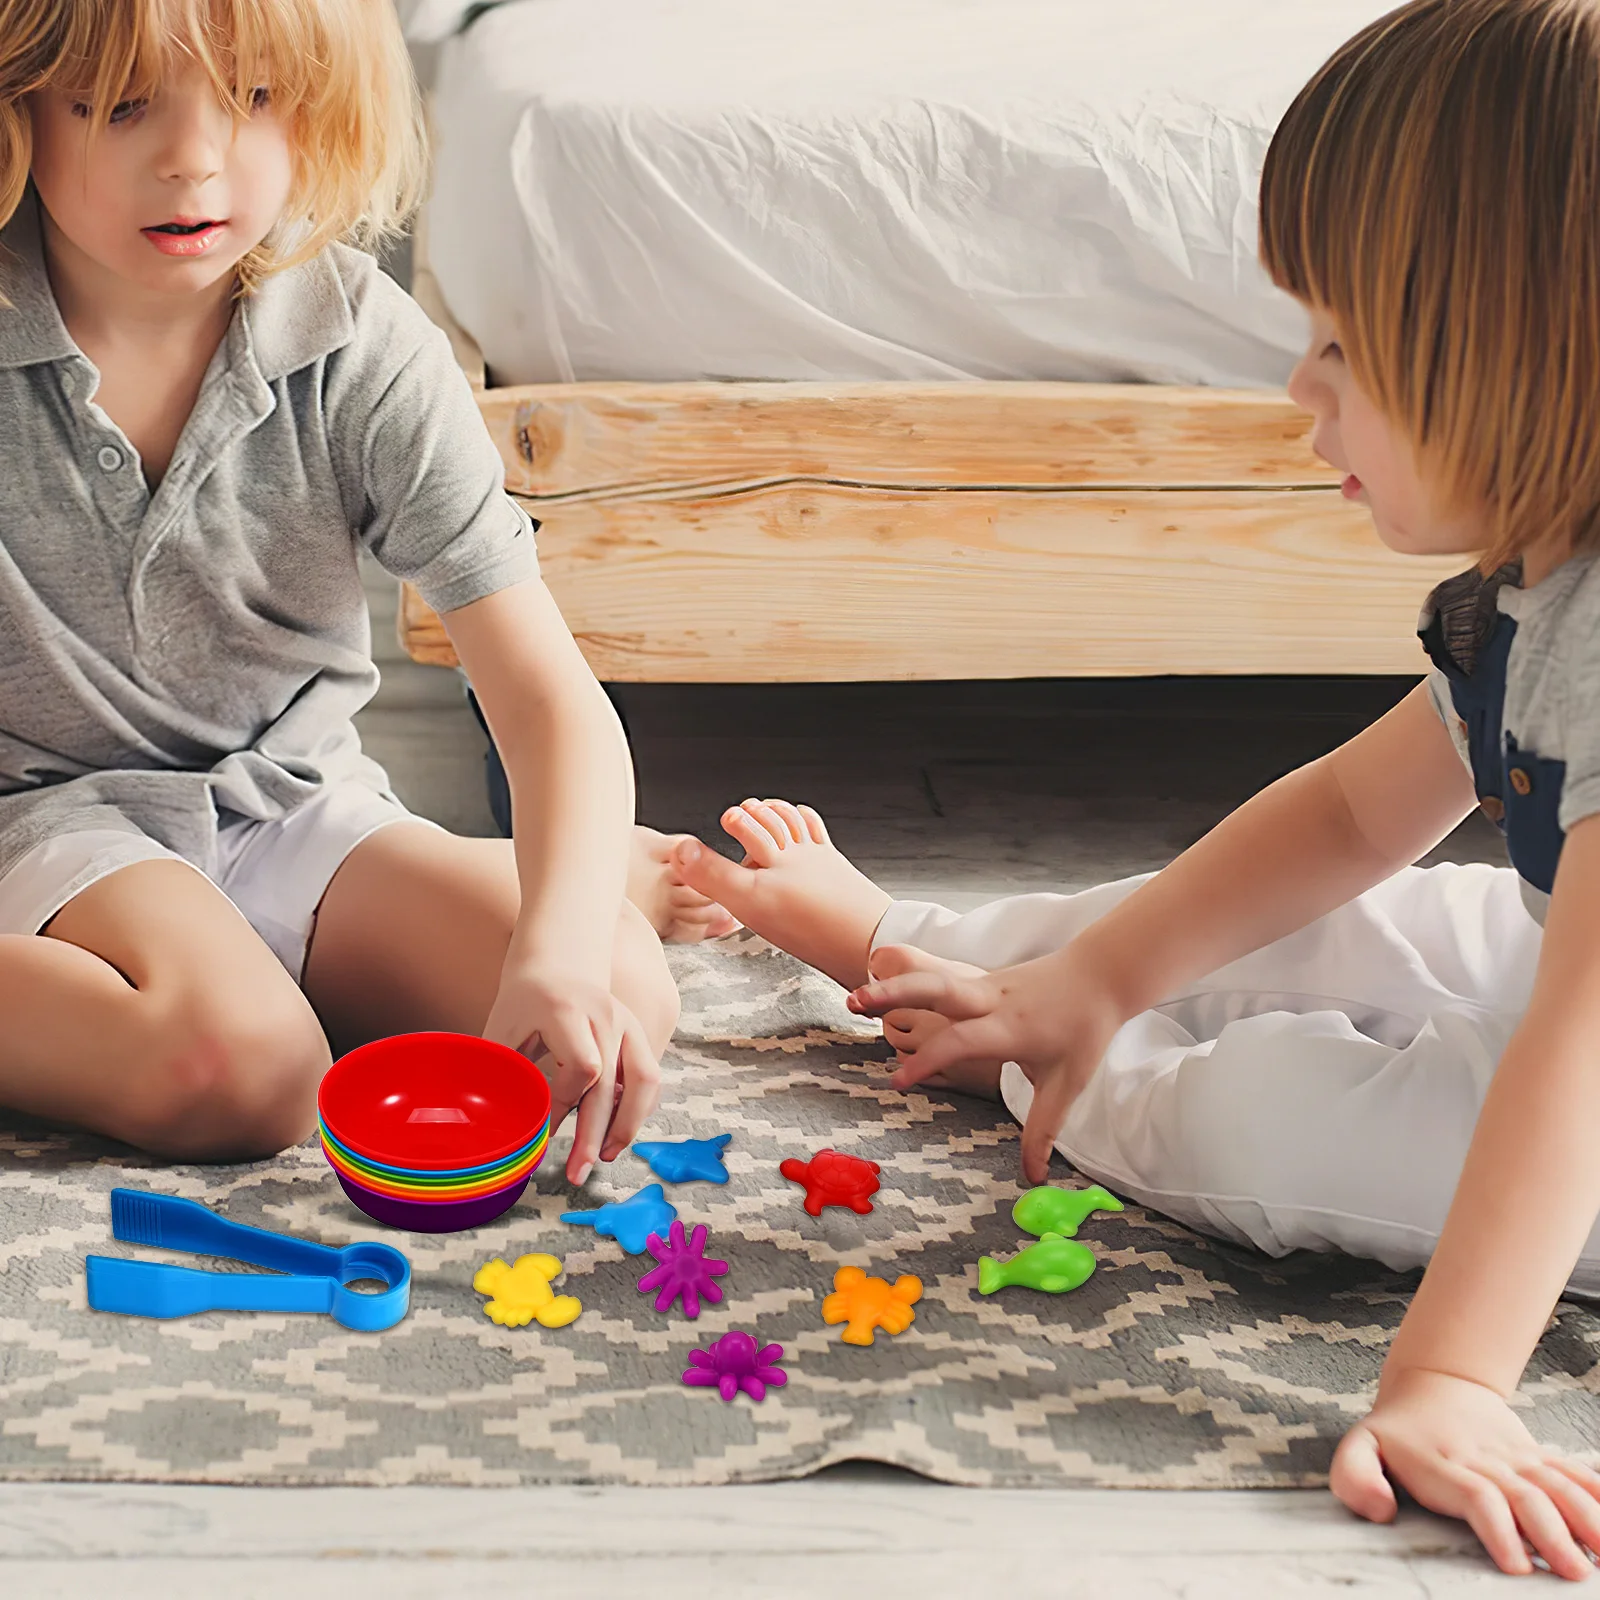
left=97, top=445, right=122, bottom=473
left=1509, top=767, right=1533, bottom=796
left=60, top=371, right=75, bottom=398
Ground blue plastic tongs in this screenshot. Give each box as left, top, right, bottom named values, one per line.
left=86, top=1188, right=410, bottom=1332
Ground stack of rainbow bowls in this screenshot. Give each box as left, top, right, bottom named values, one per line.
left=317, top=1032, right=551, bottom=1233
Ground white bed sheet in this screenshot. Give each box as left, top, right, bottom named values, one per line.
left=424, top=0, right=1394, bottom=387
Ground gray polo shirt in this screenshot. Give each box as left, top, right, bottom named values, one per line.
left=0, top=187, right=537, bottom=882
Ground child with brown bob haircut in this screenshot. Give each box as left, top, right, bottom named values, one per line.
left=673, top=0, right=1600, bottom=1575
left=0, top=0, right=732, bottom=1176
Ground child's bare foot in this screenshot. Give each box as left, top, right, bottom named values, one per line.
left=873, top=945, right=1005, bottom=1100
left=629, top=826, right=740, bottom=943
left=669, top=799, right=893, bottom=988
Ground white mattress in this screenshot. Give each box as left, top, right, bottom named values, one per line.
left=424, top=0, right=1394, bottom=387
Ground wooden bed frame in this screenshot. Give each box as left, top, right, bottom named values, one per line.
left=401, top=211, right=1459, bottom=682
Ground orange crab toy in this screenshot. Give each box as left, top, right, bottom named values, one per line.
left=821, top=1266, right=923, bottom=1345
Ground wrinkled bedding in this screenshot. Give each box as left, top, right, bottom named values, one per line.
left=423, top=0, right=1394, bottom=385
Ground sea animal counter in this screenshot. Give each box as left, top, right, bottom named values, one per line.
left=86, top=1032, right=1131, bottom=1416
left=31, top=946, right=1598, bottom=1492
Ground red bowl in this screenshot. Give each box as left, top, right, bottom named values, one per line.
left=318, top=1032, right=551, bottom=1172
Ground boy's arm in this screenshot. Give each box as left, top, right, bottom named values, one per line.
left=856, top=682, right=1478, bottom=1177
left=446, top=577, right=632, bottom=974
left=1080, top=681, right=1478, bottom=1018
left=443, top=577, right=653, bottom=1182
left=1327, top=812, right=1600, bottom=1579
left=1385, top=811, right=1600, bottom=1392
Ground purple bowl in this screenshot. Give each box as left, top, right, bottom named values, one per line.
left=336, top=1171, right=529, bottom=1233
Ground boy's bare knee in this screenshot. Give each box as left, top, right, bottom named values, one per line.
left=617, top=901, right=681, bottom=1057
left=639, top=953, right=681, bottom=1058
left=130, top=991, right=330, bottom=1161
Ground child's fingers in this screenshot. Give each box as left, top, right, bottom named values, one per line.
left=1487, top=1466, right=1590, bottom=1582
left=532, top=1005, right=605, bottom=1182
left=796, top=804, right=831, bottom=845
left=882, top=1008, right=936, bottom=1050
left=1444, top=1467, right=1534, bottom=1577
left=760, top=799, right=810, bottom=844
left=601, top=1018, right=663, bottom=1162
left=1019, top=1069, right=1081, bottom=1185
left=564, top=1025, right=617, bottom=1185
left=1547, top=1453, right=1600, bottom=1503
left=668, top=881, right=722, bottom=908
left=888, top=1016, right=1008, bottom=1088
left=1524, top=1463, right=1600, bottom=1574
left=721, top=806, right=784, bottom=865
left=847, top=969, right=993, bottom=1021
left=666, top=896, right=729, bottom=925
left=1328, top=1426, right=1397, bottom=1524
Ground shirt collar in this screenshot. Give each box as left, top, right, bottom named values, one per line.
left=0, top=187, right=76, bottom=370
left=0, top=184, right=355, bottom=380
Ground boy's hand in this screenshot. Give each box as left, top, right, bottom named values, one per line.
left=483, top=965, right=661, bottom=1186
left=846, top=944, right=1122, bottom=1184
left=1333, top=1366, right=1600, bottom=1580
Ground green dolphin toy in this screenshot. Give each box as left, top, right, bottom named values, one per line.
left=977, top=1233, right=1097, bottom=1296
left=1012, top=1183, right=1123, bottom=1239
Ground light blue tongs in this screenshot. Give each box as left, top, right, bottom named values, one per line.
left=86, top=1188, right=410, bottom=1331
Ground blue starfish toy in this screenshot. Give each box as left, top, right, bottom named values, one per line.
left=632, top=1134, right=732, bottom=1186
left=560, top=1183, right=678, bottom=1255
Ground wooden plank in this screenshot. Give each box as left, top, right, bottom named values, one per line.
left=0, top=1483, right=1500, bottom=1598
left=400, top=486, right=1458, bottom=681
left=0, top=1479, right=1489, bottom=1550
left=481, top=381, right=1337, bottom=498
left=0, top=1551, right=1502, bottom=1599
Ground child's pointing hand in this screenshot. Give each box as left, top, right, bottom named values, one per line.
left=483, top=966, right=661, bottom=1186
left=848, top=944, right=1123, bottom=1184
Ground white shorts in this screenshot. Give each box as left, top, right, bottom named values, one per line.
left=0, top=781, right=437, bottom=982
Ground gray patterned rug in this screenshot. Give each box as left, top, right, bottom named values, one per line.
left=2, top=933, right=1597, bottom=1487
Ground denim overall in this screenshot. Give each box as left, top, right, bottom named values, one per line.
left=1420, top=608, right=1566, bottom=895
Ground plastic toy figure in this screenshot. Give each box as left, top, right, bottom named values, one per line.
left=780, top=1149, right=881, bottom=1216
left=977, top=1234, right=1097, bottom=1296
left=820, top=1266, right=922, bottom=1345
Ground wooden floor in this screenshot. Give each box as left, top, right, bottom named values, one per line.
left=1, top=567, right=1526, bottom=1597
left=0, top=1472, right=1541, bottom=1597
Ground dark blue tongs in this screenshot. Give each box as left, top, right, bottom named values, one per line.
left=86, top=1188, right=410, bottom=1331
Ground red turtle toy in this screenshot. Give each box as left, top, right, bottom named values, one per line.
left=780, top=1149, right=882, bottom=1217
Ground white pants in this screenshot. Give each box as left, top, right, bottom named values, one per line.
left=875, top=863, right=1600, bottom=1296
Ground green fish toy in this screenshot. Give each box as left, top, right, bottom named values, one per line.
left=1012, top=1183, right=1123, bottom=1239
left=977, top=1232, right=1097, bottom=1296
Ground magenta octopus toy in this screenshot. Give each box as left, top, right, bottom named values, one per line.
left=636, top=1220, right=729, bottom=1319
left=683, top=1330, right=787, bottom=1403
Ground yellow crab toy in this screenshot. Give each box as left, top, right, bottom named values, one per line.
left=473, top=1253, right=582, bottom=1329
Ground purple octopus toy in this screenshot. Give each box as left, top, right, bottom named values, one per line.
left=683, top=1331, right=787, bottom=1403
left=636, top=1220, right=729, bottom=1319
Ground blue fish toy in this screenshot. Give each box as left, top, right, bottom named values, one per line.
left=633, top=1134, right=732, bottom=1186
left=561, top=1183, right=678, bottom=1255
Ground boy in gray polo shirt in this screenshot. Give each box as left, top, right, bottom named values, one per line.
left=0, top=1, right=725, bottom=1173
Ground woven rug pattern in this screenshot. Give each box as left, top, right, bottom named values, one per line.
left=2, top=933, right=1597, bottom=1487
